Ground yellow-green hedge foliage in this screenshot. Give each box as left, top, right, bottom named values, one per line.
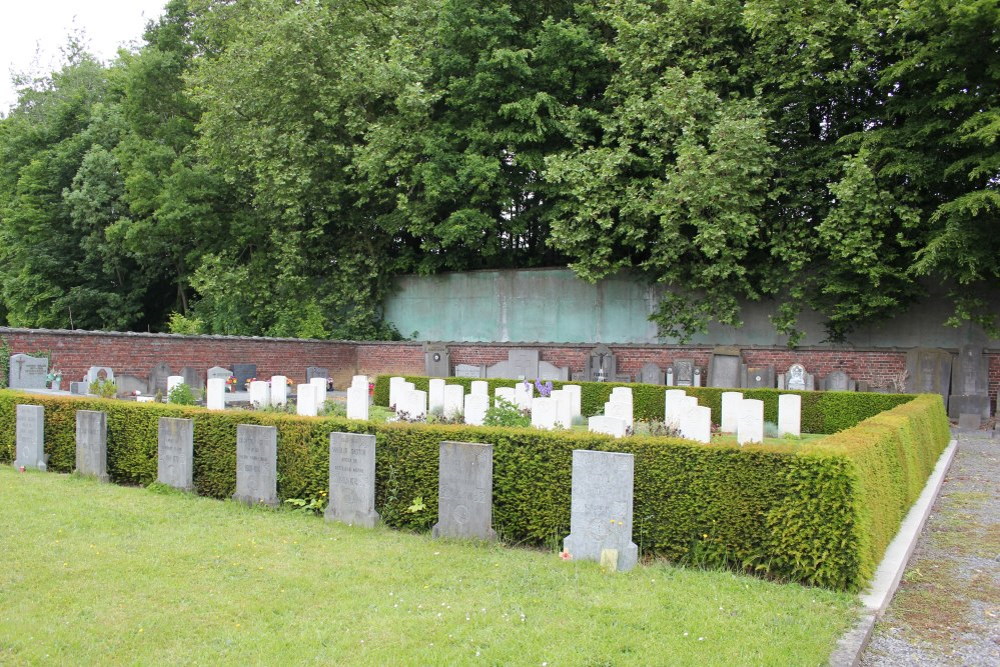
left=0, top=390, right=948, bottom=591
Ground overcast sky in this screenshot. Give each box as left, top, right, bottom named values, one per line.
left=1, top=0, right=167, bottom=113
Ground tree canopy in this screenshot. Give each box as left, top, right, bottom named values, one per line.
left=0, top=0, right=996, bottom=342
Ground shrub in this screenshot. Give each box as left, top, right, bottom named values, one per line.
left=89, top=378, right=117, bottom=399
left=168, top=383, right=197, bottom=406
left=484, top=397, right=531, bottom=428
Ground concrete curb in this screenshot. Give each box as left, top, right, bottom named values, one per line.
left=829, top=438, right=958, bottom=666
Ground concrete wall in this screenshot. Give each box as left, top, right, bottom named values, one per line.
left=384, top=268, right=1000, bottom=348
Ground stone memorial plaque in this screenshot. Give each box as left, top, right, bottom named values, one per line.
left=325, top=432, right=379, bottom=528
left=232, top=364, right=257, bottom=391
left=785, top=364, right=809, bottom=391
left=149, top=362, right=172, bottom=395
left=563, top=449, right=638, bottom=571
left=15, top=404, right=45, bottom=470
left=9, top=354, right=48, bottom=390
left=508, top=349, right=540, bottom=380
left=75, top=410, right=109, bottom=482
left=708, top=351, right=741, bottom=388
left=70, top=381, right=89, bottom=395
left=957, top=413, right=981, bottom=430
left=639, top=363, right=663, bottom=385
left=454, top=364, right=485, bottom=378
left=948, top=346, right=990, bottom=419
left=157, top=417, right=193, bottom=491
left=743, top=366, right=775, bottom=389
left=425, top=343, right=451, bottom=378
left=672, top=359, right=695, bottom=387
left=904, top=348, right=952, bottom=405
left=432, top=441, right=496, bottom=540
left=84, top=366, right=115, bottom=386
left=233, top=424, right=278, bottom=506
left=306, top=366, right=329, bottom=383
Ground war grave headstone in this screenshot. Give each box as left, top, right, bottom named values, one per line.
left=432, top=441, right=496, bottom=540
left=454, top=364, right=486, bottom=378
left=157, top=417, right=193, bottom=491
left=249, top=380, right=271, bottom=408
left=428, top=378, right=446, bottom=414
left=585, top=344, right=617, bottom=382
left=388, top=376, right=407, bottom=409
left=464, top=394, right=489, bottom=426
left=551, top=389, right=573, bottom=428
left=296, top=384, right=319, bottom=416
left=531, top=397, right=558, bottom=430
left=588, top=415, right=626, bottom=438
left=232, top=363, right=258, bottom=391
left=720, top=391, right=743, bottom=434
left=494, top=386, right=516, bottom=406
left=563, top=385, right=582, bottom=417
left=604, top=401, right=632, bottom=430
left=948, top=345, right=990, bottom=419
left=425, top=343, right=451, bottom=378
left=513, top=382, right=533, bottom=410
left=470, top=380, right=489, bottom=396
left=206, top=378, right=226, bottom=410
left=708, top=346, right=742, bottom=388
left=679, top=405, right=711, bottom=444
left=778, top=394, right=801, bottom=437
left=15, top=404, right=46, bottom=470
left=406, top=389, right=428, bottom=420
left=346, top=383, right=369, bottom=420
left=310, top=377, right=328, bottom=405
left=742, top=365, right=775, bottom=389
left=563, top=449, right=638, bottom=571
left=823, top=370, right=856, bottom=392
left=148, top=362, right=172, bottom=395
left=672, top=359, right=695, bottom=387
left=75, top=410, right=109, bottom=482
left=326, top=432, right=379, bottom=528
left=737, top=399, right=764, bottom=445
left=443, top=384, right=465, bottom=418
left=639, top=363, right=663, bottom=385
left=663, top=390, right=689, bottom=430
left=233, top=424, right=279, bottom=507
left=904, top=348, right=952, bottom=406
left=167, top=375, right=185, bottom=394
left=8, top=354, right=48, bottom=390
left=271, top=375, right=288, bottom=406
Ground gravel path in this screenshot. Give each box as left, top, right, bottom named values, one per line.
left=861, top=431, right=999, bottom=666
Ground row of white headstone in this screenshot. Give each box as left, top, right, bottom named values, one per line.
left=203, top=375, right=352, bottom=415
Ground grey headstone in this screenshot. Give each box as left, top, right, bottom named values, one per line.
left=116, top=374, right=147, bottom=397
left=454, top=364, right=486, bottom=378
left=14, top=404, right=45, bottom=470
left=325, top=432, right=379, bottom=528
left=84, top=366, right=114, bottom=385
left=149, top=362, right=172, bottom=395
left=432, top=441, right=496, bottom=541
left=639, top=363, right=662, bottom=385
left=180, top=367, right=204, bottom=392
left=904, top=348, right=952, bottom=406
left=957, top=413, right=981, bottom=431
left=563, top=449, right=638, bottom=572
left=948, top=346, right=990, bottom=419
left=8, top=354, right=48, bottom=390
left=823, top=370, right=855, bottom=392
left=157, top=417, right=194, bottom=491
left=75, top=410, right=109, bottom=482
left=586, top=344, right=617, bottom=382
left=743, top=366, right=775, bottom=389
left=425, top=344, right=451, bottom=378
left=207, top=366, right=233, bottom=382
left=306, top=366, right=328, bottom=383
left=232, top=364, right=258, bottom=391
left=537, top=361, right=569, bottom=381
left=508, top=349, right=540, bottom=381
left=70, top=382, right=89, bottom=395
left=708, top=351, right=741, bottom=388
left=672, top=359, right=695, bottom=386
left=233, top=424, right=278, bottom=507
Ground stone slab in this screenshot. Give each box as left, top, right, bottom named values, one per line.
left=425, top=344, right=451, bottom=378
left=157, top=417, right=194, bottom=491
left=232, top=363, right=257, bottom=391
left=639, top=363, right=662, bottom=385
left=233, top=424, right=278, bottom=507
left=325, top=432, right=379, bottom=528
left=453, top=364, right=485, bottom=378
left=905, top=347, right=952, bottom=405
left=75, top=410, right=109, bottom=482
left=432, top=441, right=495, bottom=540
left=9, top=354, right=48, bottom=390
left=708, top=353, right=741, bottom=388
left=15, top=404, right=45, bottom=470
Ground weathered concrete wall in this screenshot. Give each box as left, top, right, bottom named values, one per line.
left=384, top=268, right=1000, bottom=348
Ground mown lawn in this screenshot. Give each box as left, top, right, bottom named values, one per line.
left=0, top=467, right=857, bottom=665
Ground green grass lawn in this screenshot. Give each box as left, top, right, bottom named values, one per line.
left=0, top=467, right=857, bottom=665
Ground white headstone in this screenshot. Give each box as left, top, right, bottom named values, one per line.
left=428, top=378, right=446, bottom=414
left=588, top=415, right=626, bottom=438
left=665, top=368, right=674, bottom=386
left=778, top=394, right=801, bottom=437
left=15, top=404, right=45, bottom=470
left=388, top=376, right=407, bottom=409
left=443, top=384, right=465, bottom=418
left=513, top=382, right=533, bottom=410
left=206, top=378, right=226, bottom=410
left=351, top=375, right=368, bottom=390
left=166, top=375, right=185, bottom=394
left=610, top=387, right=633, bottom=407
left=310, top=377, right=327, bottom=406
left=563, top=385, right=582, bottom=417
left=663, top=389, right=687, bottom=429
left=464, top=393, right=489, bottom=425
left=346, top=385, right=369, bottom=420
left=531, top=397, right=558, bottom=430
left=406, top=389, right=428, bottom=420
left=604, top=401, right=632, bottom=430
left=470, top=380, right=489, bottom=396
left=679, top=405, right=712, bottom=443
left=737, top=399, right=764, bottom=445
left=720, top=391, right=744, bottom=434
left=563, top=450, right=638, bottom=571
left=249, top=380, right=271, bottom=409
left=296, top=384, right=319, bottom=417
left=271, top=376, right=288, bottom=406
left=494, top=386, right=516, bottom=406
left=551, top=389, right=573, bottom=428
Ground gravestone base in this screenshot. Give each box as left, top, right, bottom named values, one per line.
left=948, top=394, right=990, bottom=420
left=563, top=536, right=638, bottom=573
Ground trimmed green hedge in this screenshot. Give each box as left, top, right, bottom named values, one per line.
left=0, top=389, right=949, bottom=591
left=373, top=374, right=916, bottom=434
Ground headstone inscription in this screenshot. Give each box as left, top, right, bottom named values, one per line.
left=708, top=347, right=742, bottom=388
left=157, top=417, right=193, bottom=491
left=639, top=363, right=662, bottom=385
left=325, top=432, right=379, bottom=528
left=233, top=424, right=279, bottom=507
left=232, top=363, right=257, bottom=391
left=425, top=343, right=451, bottom=378
left=904, top=348, right=952, bottom=406
left=948, top=346, right=990, bottom=419
left=432, top=441, right=496, bottom=540
left=778, top=394, right=801, bottom=437
left=15, top=404, right=46, bottom=470
left=563, top=450, right=638, bottom=572
left=8, top=354, right=49, bottom=390
left=75, top=410, right=109, bottom=482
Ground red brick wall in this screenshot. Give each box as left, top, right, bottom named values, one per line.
left=2, top=328, right=996, bottom=413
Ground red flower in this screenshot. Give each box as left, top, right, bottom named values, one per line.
left=18, top=466, right=25, bottom=473
left=559, top=549, right=572, bottom=561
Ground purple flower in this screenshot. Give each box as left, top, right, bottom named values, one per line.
left=534, top=379, right=553, bottom=397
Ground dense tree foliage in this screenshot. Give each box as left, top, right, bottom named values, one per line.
left=0, top=0, right=996, bottom=341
